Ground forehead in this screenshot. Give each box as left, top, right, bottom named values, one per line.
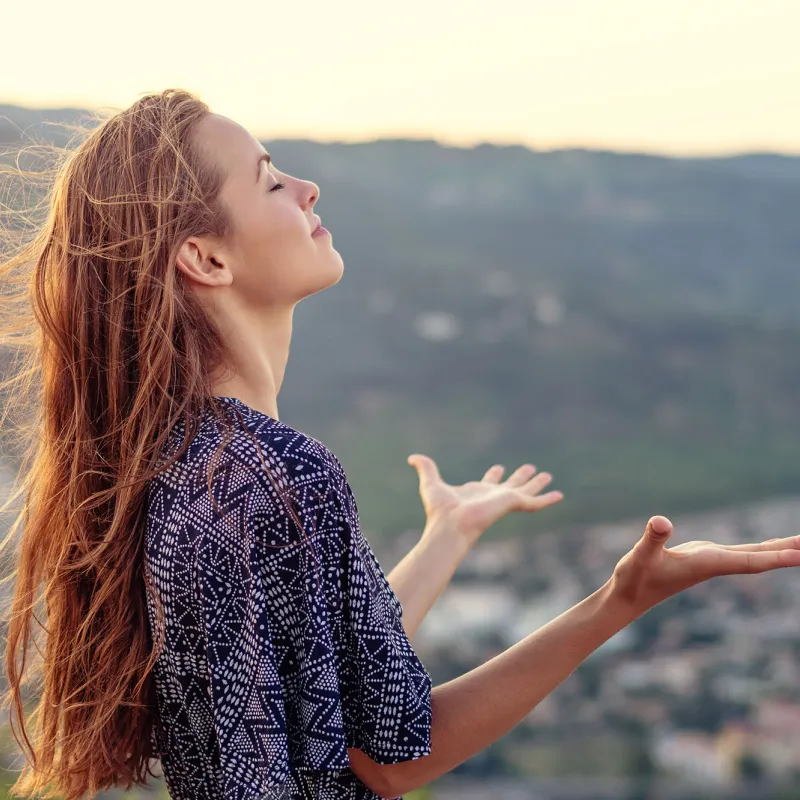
left=195, top=113, right=261, bottom=181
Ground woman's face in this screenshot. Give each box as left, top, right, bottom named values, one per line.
left=182, top=113, right=343, bottom=308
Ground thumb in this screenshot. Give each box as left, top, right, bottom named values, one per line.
left=639, top=515, right=673, bottom=555
left=407, top=453, right=441, bottom=487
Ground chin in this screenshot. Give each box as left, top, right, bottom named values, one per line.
left=325, top=249, right=345, bottom=282
left=303, top=253, right=344, bottom=298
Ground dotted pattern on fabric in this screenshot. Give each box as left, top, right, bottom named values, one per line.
left=144, top=396, right=433, bottom=799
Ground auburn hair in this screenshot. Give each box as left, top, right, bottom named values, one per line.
left=0, top=88, right=314, bottom=799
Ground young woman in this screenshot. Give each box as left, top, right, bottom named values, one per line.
left=0, top=89, right=798, bottom=800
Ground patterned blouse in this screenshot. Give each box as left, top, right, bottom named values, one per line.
left=144, top=395, right=433, bottom=799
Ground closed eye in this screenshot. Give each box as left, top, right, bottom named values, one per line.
left=269, top=181, right=286, bottom=193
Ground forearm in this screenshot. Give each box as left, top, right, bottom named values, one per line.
left=374, top=579, right=641, bottom=797
left=386, top=520, right=471, bottom=641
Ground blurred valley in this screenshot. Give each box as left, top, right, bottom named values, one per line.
left=2, top=103, right=800, bottom=540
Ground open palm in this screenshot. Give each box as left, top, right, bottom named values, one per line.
left=407, top=454, right=563, bottom=543
left=613, top=516, right=800, bottom=613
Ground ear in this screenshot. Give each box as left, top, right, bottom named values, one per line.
left=175, top=236, right=232, bottom=287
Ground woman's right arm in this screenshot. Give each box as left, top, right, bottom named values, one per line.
left=348, top=576, right=635, bottom=797
left=347, top=516, right=800, bottom=799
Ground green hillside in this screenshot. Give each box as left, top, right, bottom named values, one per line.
left=1, top=104, right=799, bottom=542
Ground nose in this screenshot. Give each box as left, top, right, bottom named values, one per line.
left=303, top=181, right=319, bottom=210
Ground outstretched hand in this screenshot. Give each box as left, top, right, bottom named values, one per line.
left=407, top=453, right=563, bottom=547
left=611, top=516, right=800, bottom=615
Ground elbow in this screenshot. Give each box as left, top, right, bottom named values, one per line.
left=367, top=770, right=399, bottom=800
left=346, top=748, right=400, bottom=799
left=347, top=748, right=415, bottom=800
left=375, top=768, right=412, bottom=800
left=382, top=772, right=412, bottom=800
left=372, top=761, right=421, bottom=799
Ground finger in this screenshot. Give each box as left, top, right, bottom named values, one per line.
left=481, top=464, right=505, bottom=483
left=732, top=548, right=800, bottom=574
left=636, top=516, right=673, bottom=556
left=407, top=454, right=442, bottom=487
left=521, top=491, right=563, bottom=510
left=504, top=463, right=537, bottom=488
left=521, top=471, right=553, bottom=495
left=722, top=535, right=800, bottom=553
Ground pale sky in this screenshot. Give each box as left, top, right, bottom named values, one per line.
left=3, top=0, right=799, bottom=156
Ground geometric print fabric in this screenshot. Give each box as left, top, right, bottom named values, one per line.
left=144, top=395, right=433, bottom=799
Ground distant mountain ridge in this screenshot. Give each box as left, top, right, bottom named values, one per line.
left=1, top=102, right=798, bottom=537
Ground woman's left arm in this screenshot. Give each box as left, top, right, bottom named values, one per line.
left=387, top=518, right=472, bottom=641
left=388, top=454, right=564, bottom=641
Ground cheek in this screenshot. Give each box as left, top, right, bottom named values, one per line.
left=251, top=202, right=309, bottom=248
left=234, top=204, right=282, bottom=262
left=235, top=206, right=316, bottom=294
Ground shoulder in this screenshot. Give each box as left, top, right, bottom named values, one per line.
left=158, top=397, right=345, bottom=487
left=213, top=399, right=347, bottom=501
left=187, top=398, right=355, bottom=542
left=149, top=399, right=351, bottom=543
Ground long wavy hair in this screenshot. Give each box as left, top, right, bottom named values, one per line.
left=0, top=88, right=313, bottom=799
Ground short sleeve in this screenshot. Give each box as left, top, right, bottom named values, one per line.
left=194, top=447, right=432, bottom=800
left=324, top=474, right=433, bottom=766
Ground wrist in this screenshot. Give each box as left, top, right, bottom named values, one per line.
left=601, top=574, right=651, bottom=624
left=421, top=516, right=475, bottom=560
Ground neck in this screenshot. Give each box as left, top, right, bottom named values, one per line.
left=209, top=304, right=295, bottom=421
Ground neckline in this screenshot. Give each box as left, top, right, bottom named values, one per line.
left=212, top=395, right=278, bottom=423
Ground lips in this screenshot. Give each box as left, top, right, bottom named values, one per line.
left=311, top=217, right=321, bottom=234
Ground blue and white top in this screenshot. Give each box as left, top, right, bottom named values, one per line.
left=144, top=395, right=433, bottom=799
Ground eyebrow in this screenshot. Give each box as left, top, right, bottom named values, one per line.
left=256, top=152, right=271, bottom=183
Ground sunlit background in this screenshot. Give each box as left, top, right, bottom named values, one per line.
left=4, top=0, right=800, bottom=156
left=2, top=0, right=800, bottom=797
